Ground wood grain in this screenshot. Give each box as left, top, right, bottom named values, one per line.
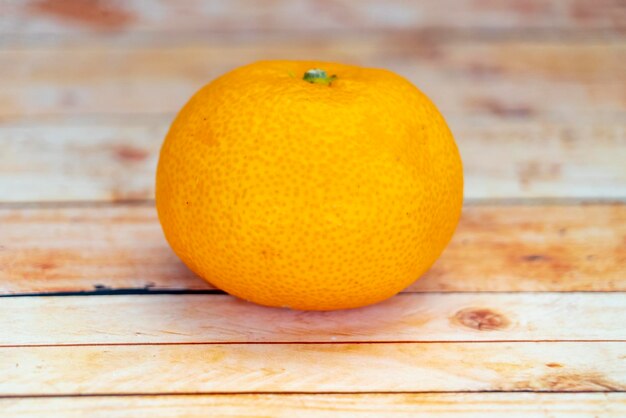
left=0, top=121, right=161, bottom=202
left=1, top=116, right=624, bottom=201
left=2, top=342, right=624, bottom=395
left=2, top=0, right=623, bottom=38
left=1, top=293, right=624, bottom=345
left=1, top=38, right=623, bottom=201
left=1, top=203, right=624, bottom=295
left=1, top=39, right=623, bottom=119
left=1, top=0, right=624, bottom=413
left=3, top=393, right=626, bottom=418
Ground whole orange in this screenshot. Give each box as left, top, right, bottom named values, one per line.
left=156, top=60, right=463, bottom=310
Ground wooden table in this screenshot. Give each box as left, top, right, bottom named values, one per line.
left=1, top=1, right=625, bottom=416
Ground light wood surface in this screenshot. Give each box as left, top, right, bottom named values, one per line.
left=3, top=293, right=625, bottom=345
left=1, top=203, right=624, bottom=294
left=3, top=0, right=623, bottom=37
left=1, top=0, right=625, bottom=416
left=1, top=115, right=625, bottom=201
left=2, top=40, right=624, bottom=118
left=2, top=18, right=625, bottom=203
left=3, top=342, right=625, bottom=395
left=4, top=393, right=625, bottom=418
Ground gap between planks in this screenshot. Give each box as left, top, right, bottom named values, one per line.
left=2, top=290, right=625, bottom=298
left=2, top=391, right=626, bottom=397
left=2, top=197, right=626, bottom=209
left=3, top=341, right=626, bottom=349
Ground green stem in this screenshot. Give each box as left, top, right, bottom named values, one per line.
left=303, top=69, right=336, bottom=86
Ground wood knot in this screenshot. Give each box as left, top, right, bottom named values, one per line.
left=546, top=363, right=563, bottom=368
left=31, top=0, right=135, bottom=30
left=113, top=145, right=149, bottom=162
left=452, top=308, right=510, bottom=331
left=522, top=254, right=548, bottom=262
left=36, top=261, right=56, bottom=270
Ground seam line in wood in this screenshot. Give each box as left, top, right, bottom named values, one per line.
left=2, top=290, right=625, bottom=298
left=1, top=390, right=625, bottom=399
left=2, top=340, right=625, bottom=349
left=1, top=198, right=625, bottom=209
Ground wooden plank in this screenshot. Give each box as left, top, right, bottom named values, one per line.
left=1, top=293, right=624, bottom=345
left=1, top=342, right=624, bottom=395
left=3, top=393, right=626, bottom=418
left=1, top=204, right=624, bottom=294
left=0, top=40, right=623, bottom=119
left=459, top=119, right=626, bottom=199
left=2, top=0, right=623, bottom=38
left=0, top=121, right=161, bottom=202
left=1, top=117, right=624, bottom=202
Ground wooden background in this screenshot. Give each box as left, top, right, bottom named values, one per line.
left=1, top=0, right=625, bottom=416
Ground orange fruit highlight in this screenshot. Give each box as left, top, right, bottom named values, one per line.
left=156, top=60, right=463, bottom=310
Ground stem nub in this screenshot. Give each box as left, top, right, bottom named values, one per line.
left=303, top=69, right=337, bottom=86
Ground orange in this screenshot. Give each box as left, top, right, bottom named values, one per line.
left=156, top=60, right=463, bottom=311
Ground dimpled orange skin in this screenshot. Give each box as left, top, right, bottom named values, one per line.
left=156, top=60, right=463, bottom=311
